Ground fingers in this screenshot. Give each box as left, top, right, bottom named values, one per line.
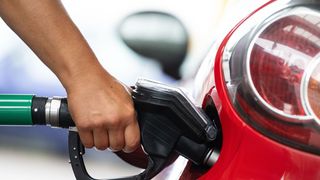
left=76, top=117, right=139, bottom=152
left=78, top=129, right=94, bottom=148
left=66, top=75, right=140, bottom=153
left=108, top=128, right=124, bottom=151
left=93, top=129, right=109, bottom=150
left=123, top=120, right=140, bottom=153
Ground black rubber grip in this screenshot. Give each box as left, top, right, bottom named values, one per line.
left=31, top=96, right=48, bottom=125
left=175, top=136, right=210, bottom=165
left=59, top=98, right=75, bottom=128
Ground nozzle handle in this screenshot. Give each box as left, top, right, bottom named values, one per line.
left=32, top=96, right=169, bottom=180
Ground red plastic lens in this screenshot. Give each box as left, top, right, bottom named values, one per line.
left=249, top=13, right=320, bottom=120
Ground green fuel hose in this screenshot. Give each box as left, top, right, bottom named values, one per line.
left=0, top=94, right=74, bottom=127
left=0, top=94, right=33, bottom=125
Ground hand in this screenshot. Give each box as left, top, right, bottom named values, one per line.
left=66, top=69, right=140, bottom=152
left=0, top=0, right=139, bottom=152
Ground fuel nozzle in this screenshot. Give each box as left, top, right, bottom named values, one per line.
left=132, top=79, right=217, bottom=167
left=30, top=78, right=218, bottom=180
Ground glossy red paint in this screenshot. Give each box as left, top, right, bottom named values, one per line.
left=197, top=1, right=320, bottom=179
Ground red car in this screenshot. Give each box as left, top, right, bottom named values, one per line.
left=1, top=1, right=318, bottom=179
left=142, top=0, right=320, bottom=179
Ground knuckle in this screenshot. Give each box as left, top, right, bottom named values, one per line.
left=77, top=122, right=90, bottom=130
left=78, top=123, right=89, bottom=130
left=124, top=106, right=135, bottom=119
left=107, top=116, right=121, bottom=128
left=76, top=118, right=92, bottom=130
left=85, top=112, right=107, bottom=129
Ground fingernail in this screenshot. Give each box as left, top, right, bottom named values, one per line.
left=123, top=148, right=133, bottom=153
left=108, top=148, right=120, bottom=152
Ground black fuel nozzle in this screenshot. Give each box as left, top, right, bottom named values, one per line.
left=32, top=78, right=218, bottom=180
left=132, top=79, right=217, bottom=169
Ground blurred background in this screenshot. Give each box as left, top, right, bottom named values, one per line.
left=0, top=0, right=267, bottom=179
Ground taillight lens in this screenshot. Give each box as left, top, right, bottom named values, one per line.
left=302, top=59, right=320, bottom=124
left=248, top=11, right=319, bottom=121
left=223, top=5, right=320, bottom=154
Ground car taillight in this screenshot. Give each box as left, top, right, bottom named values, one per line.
left=222, top=4, right=320, bottom=154
left=302, top=59, right=320, bottom=124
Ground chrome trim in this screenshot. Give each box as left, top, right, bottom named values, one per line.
left=301, top=54, right=320, bottom=125
left=45, top=97, right=62, bottom=127
left=69, top=127, right=78, bottom=132
left=45, top=98, right=52, bottom=125
left=204, top=149, right=219, bottom=167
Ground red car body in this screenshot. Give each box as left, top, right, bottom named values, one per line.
left=148, top=1, right=320, bottom=179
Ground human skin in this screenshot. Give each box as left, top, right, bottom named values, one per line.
left=0, top=0, right=140, bottom=152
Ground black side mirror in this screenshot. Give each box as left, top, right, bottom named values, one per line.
left=119, top=11, right=189, bottom=80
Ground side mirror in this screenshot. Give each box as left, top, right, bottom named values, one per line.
left=119, top=11, right=189, bottom=80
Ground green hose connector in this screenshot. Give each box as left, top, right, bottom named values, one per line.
left=0, top=94, right=34, bottom=125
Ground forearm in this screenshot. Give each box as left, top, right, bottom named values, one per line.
left=0, top=0, right=140, bottom=152
left=0, top=0, right=105, bottom=90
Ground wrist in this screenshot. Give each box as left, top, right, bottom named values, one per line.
left=58, top=58, right=112, bottom=93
